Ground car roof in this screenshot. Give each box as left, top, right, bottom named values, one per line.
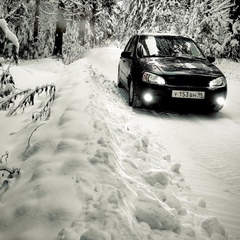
left=137, top=32, right=180, bottom=37
left=135, top=32, right=193, bottom=41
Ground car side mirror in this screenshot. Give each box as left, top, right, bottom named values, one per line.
left=207, top=56, right=215, bottom=63
left=121, top=51, right=132, bottom=58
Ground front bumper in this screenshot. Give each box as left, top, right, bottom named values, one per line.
left=136, top=82, right=227, bottom=108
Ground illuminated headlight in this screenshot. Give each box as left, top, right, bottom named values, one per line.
left=209, top=76, right=226, bottom=89
left=142, top=72, right=165, bottom=85
left=143, top=93, right=153, bottom=102
left=216, top=97, right=225, bottom=106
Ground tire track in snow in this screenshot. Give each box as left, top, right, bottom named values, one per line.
left=137, top=108, right=240, bottom=240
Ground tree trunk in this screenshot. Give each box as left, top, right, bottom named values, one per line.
left=79, top=18, right=86, bottom=46
left=33, top=0, right=40, bottom=42
left=232, top=0, right=240, bottom=20
left=79, top=0, right=87, bottom=46
left=53, top=2, right=66, bottom=57
left=91, top=0, right=97, bottom=46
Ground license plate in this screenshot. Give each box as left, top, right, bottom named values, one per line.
left=172, top=90, right=205, bottom=99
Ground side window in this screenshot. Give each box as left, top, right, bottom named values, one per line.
left=128, top=36, right=137, bottom=57
left=124, top=37, right=134, bottom=52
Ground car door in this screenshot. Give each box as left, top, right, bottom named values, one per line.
left=119, top=37, right=133, bottom=87
left=120, top=36, right=137, bottom=88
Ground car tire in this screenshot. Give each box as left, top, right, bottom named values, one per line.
left=129, top=80, right=142, bottom=108
left=117, top=68, right=124, bottom=88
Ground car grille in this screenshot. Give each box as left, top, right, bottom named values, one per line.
left=165, top=76, right=211, bottom=88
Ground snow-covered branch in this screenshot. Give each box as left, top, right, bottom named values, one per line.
left=26, top=123, right=46, bottom=149
left=32, top=85, right=56, bottom=121
left=4, top=0, right=24, bottom=20
left=0, top=164, right=20, bottom=177
left=0, top=19, right=19, bottom=53
left=9, top=90, right=35, bottom=115
left=0, top=89, right=33, bottom=110
left=6, top=84, right=56, bottom=119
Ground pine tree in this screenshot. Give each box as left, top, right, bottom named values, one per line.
left=186, top=0, right=239, bottom=59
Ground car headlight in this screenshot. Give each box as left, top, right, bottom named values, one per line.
left=142, top=72, right=165, bottom=85
left=209, top=76, right=226, bottom=89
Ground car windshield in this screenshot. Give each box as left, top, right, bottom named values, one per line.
left=137, top=35, right=205, bottom=59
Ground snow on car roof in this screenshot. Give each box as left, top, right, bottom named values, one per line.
left=136, top=32, right=193, bottom=41
left=138, top=32, right=180, bottom=36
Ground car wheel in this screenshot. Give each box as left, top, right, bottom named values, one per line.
left=129, top=80, right=142, bottom=108
left=117, top=68, right=124, bottom=88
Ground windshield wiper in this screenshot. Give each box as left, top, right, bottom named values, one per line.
left=143, top=54, right=172, bottom=58
left=174, top=54, right=205, bottom=60
left=193, top=56, right=205, bottom=60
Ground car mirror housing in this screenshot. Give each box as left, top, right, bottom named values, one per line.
left=207, top=56, right=215, bottom=63
left=121, top=51, right=132, bottom=58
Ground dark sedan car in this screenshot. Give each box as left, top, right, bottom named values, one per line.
left=117, top=33, right=227, bottom=112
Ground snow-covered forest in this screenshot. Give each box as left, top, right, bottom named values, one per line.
left=1, top=1, right=240, bottom=240
left=0, top=0, right=240, bottom=63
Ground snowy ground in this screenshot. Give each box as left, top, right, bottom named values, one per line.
left=0, top=46, right=239, bottom=240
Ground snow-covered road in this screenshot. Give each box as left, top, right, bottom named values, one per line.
left=86, top=46, right=240, bottom=239
left=136, top=103, right=240, bottom=237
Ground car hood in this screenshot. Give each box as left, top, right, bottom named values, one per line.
left=140, top=57, right=223, bottom=77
